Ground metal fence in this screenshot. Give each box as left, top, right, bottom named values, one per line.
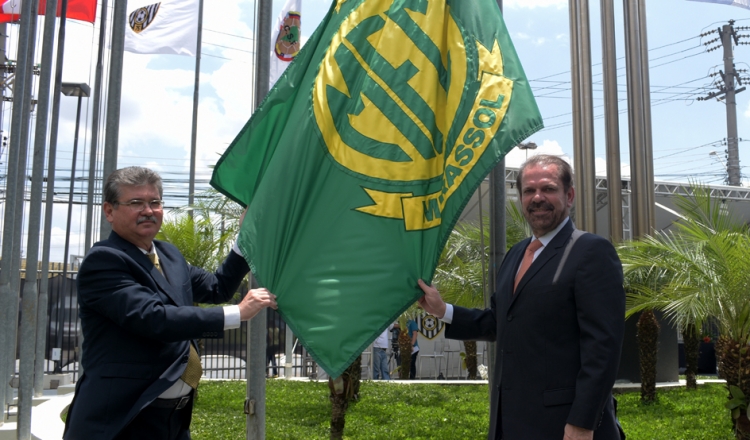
left=14, top=272, right=320, bottom=383
left=15, top=272, right=481, bottom=384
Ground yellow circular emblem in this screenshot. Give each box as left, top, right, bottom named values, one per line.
left=312, top=0, right=466, bottom=182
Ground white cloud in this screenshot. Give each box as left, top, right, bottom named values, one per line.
left=504, top=139, right=567, bottom=168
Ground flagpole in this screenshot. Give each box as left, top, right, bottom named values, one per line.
left=247, top=0, right=272, bottom=437
left=101, top=0, right=129, bottom=239
left=0, top=0, right=40, bottom=422
left=84, top=0, right=110, bottom=252
left=30, top=0, right=60, bottom=399
left=188, top=0, right=204, bottom=212
left=487, top=0, right=504, bottom=399
left=17, top=0, right=61, bottom=431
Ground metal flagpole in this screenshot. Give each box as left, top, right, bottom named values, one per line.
left=600, top=0, right=623, bottom=243
left=487, top=0, right=505, bottom=402
left=247, top=0, right=272, bottom=437
left=100, top=0, right=128, bottom=240
left=0, top=0, right=39, bottom=421
left=17, top=0, right=60, bottom=431
left=84, top=0, right=109, bottom=252
left=188, top=0, right=204, bottom=213
left=35, top=0, right=72, bottom=392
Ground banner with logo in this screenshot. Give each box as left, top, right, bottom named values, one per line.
left=269, top=0, right=302, bottom=88
left=686, top=0, right=750, bottom=9
left=211, top=0, right=543, bottom=378
left=123, top=0, right=198, bottom=56
left=0, top=0, right=97, bottom=23
left=418, top=311, right=444, bottom=340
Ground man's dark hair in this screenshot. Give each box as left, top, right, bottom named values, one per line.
left=103, top=166, right=163, bottom=204
left=516, top=154, right=574, bottom=194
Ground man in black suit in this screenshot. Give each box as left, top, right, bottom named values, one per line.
left=418, top=155, right=625, bottom=440
left=64, top=166, right=277, bottom=440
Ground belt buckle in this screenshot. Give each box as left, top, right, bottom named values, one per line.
left=176, top=395, right=190, bottom=410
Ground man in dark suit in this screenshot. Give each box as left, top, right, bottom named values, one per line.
left=418, top=155, right=625, bottom=440
left=64, top=166, right=277, bottom=440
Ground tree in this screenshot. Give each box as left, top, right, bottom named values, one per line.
left=157, top=189, right=242, bottom=270
left=328, top=354, right=361, bottom=439
left=618, top=184, right=750, bottom=437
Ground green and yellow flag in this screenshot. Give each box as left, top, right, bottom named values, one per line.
left=211, top=0, right=543, bottom=378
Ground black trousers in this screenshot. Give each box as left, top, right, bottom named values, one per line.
left=409, top=351, right=418, bottom=379
left=116, top=392, right=194, bottom=440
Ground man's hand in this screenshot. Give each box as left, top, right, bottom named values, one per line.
left=563, top=424, right=593, bottom=440
left=238, top=288, right=278, bottom=320
left=417, top=279, right=446, bottom=319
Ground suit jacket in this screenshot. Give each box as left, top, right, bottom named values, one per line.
left=446, top=221, right=625, bottom=440
left=63, top=231, right=250, bottom=440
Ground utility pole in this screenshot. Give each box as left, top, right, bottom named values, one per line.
left=699, top=20, right=747, bottom=186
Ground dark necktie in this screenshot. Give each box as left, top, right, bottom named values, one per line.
left=514, top=239, right=542, bottom=293
left=148, top=251, right=203, bottom=389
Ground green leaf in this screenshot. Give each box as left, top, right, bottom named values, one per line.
left=730, top=385, right=746, bottom=401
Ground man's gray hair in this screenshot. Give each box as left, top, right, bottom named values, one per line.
left=516, top=154, right=574, bottom=194
left=103, top=166, right=163, bottom=204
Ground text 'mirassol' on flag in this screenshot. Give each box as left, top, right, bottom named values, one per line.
left=211, top=0, right=544, bottom=378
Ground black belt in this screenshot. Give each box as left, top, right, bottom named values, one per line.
left=150, top=394, right=192, bottom=410
left=375, top=347, right=387, bottom=351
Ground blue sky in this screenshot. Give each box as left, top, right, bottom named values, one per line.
left=3, top=0, right=750, bottom=261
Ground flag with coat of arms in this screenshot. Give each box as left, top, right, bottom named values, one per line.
left=211, top=0, right=543, bottom=378
left=269, top=0, right=302, bottom=88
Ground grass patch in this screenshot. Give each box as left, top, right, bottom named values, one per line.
left=616, top=383, right=734, bottom=439
left=191, top=380, right=735, bottom=439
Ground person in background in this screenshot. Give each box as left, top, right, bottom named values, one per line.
left=418, top=155, right=625, bottom=440
left=407, top=318, right=420, bottom=380
left=372, top=326, right=391, bottom=380
left=267, top=324, right=280, bottom=377
left=64, top=166, right=277, bottom=440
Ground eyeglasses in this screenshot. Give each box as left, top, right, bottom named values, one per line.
left=114, top=199, right=164, bottom=212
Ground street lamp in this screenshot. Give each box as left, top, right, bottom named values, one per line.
left=55, top=82, right=90, bottom=372
left=517, top=141, right=538, bottom=160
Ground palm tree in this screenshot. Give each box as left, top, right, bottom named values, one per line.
left=432, top=203, right=529, bottom=379
left=328, top=354, right=362, bottom=439
left=618, top=184, right=750, bottom=438
left=157, top=189, right=242, bottom=270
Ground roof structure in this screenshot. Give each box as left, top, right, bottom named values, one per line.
left=458, top=167, right=750, bottom=240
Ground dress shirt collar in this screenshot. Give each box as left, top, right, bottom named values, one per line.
left=533, top=217, right=570, bottom=248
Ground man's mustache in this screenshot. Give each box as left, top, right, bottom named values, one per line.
left=527, top=202, right=554, bottom=213
left=137, top=215, right=158, bottom=224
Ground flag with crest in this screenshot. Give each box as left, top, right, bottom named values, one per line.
left=211, top=0, right=543, bottom=378
left=269, top=0, right=302, bottom=88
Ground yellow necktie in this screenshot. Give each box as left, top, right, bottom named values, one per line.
left=147, top=251, right=203, bottom=388
left=514, top=239, right=543, bottom=293
left=148, top=252, right=163, bottom=274
left=181, top=344, right=203, bottom=389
